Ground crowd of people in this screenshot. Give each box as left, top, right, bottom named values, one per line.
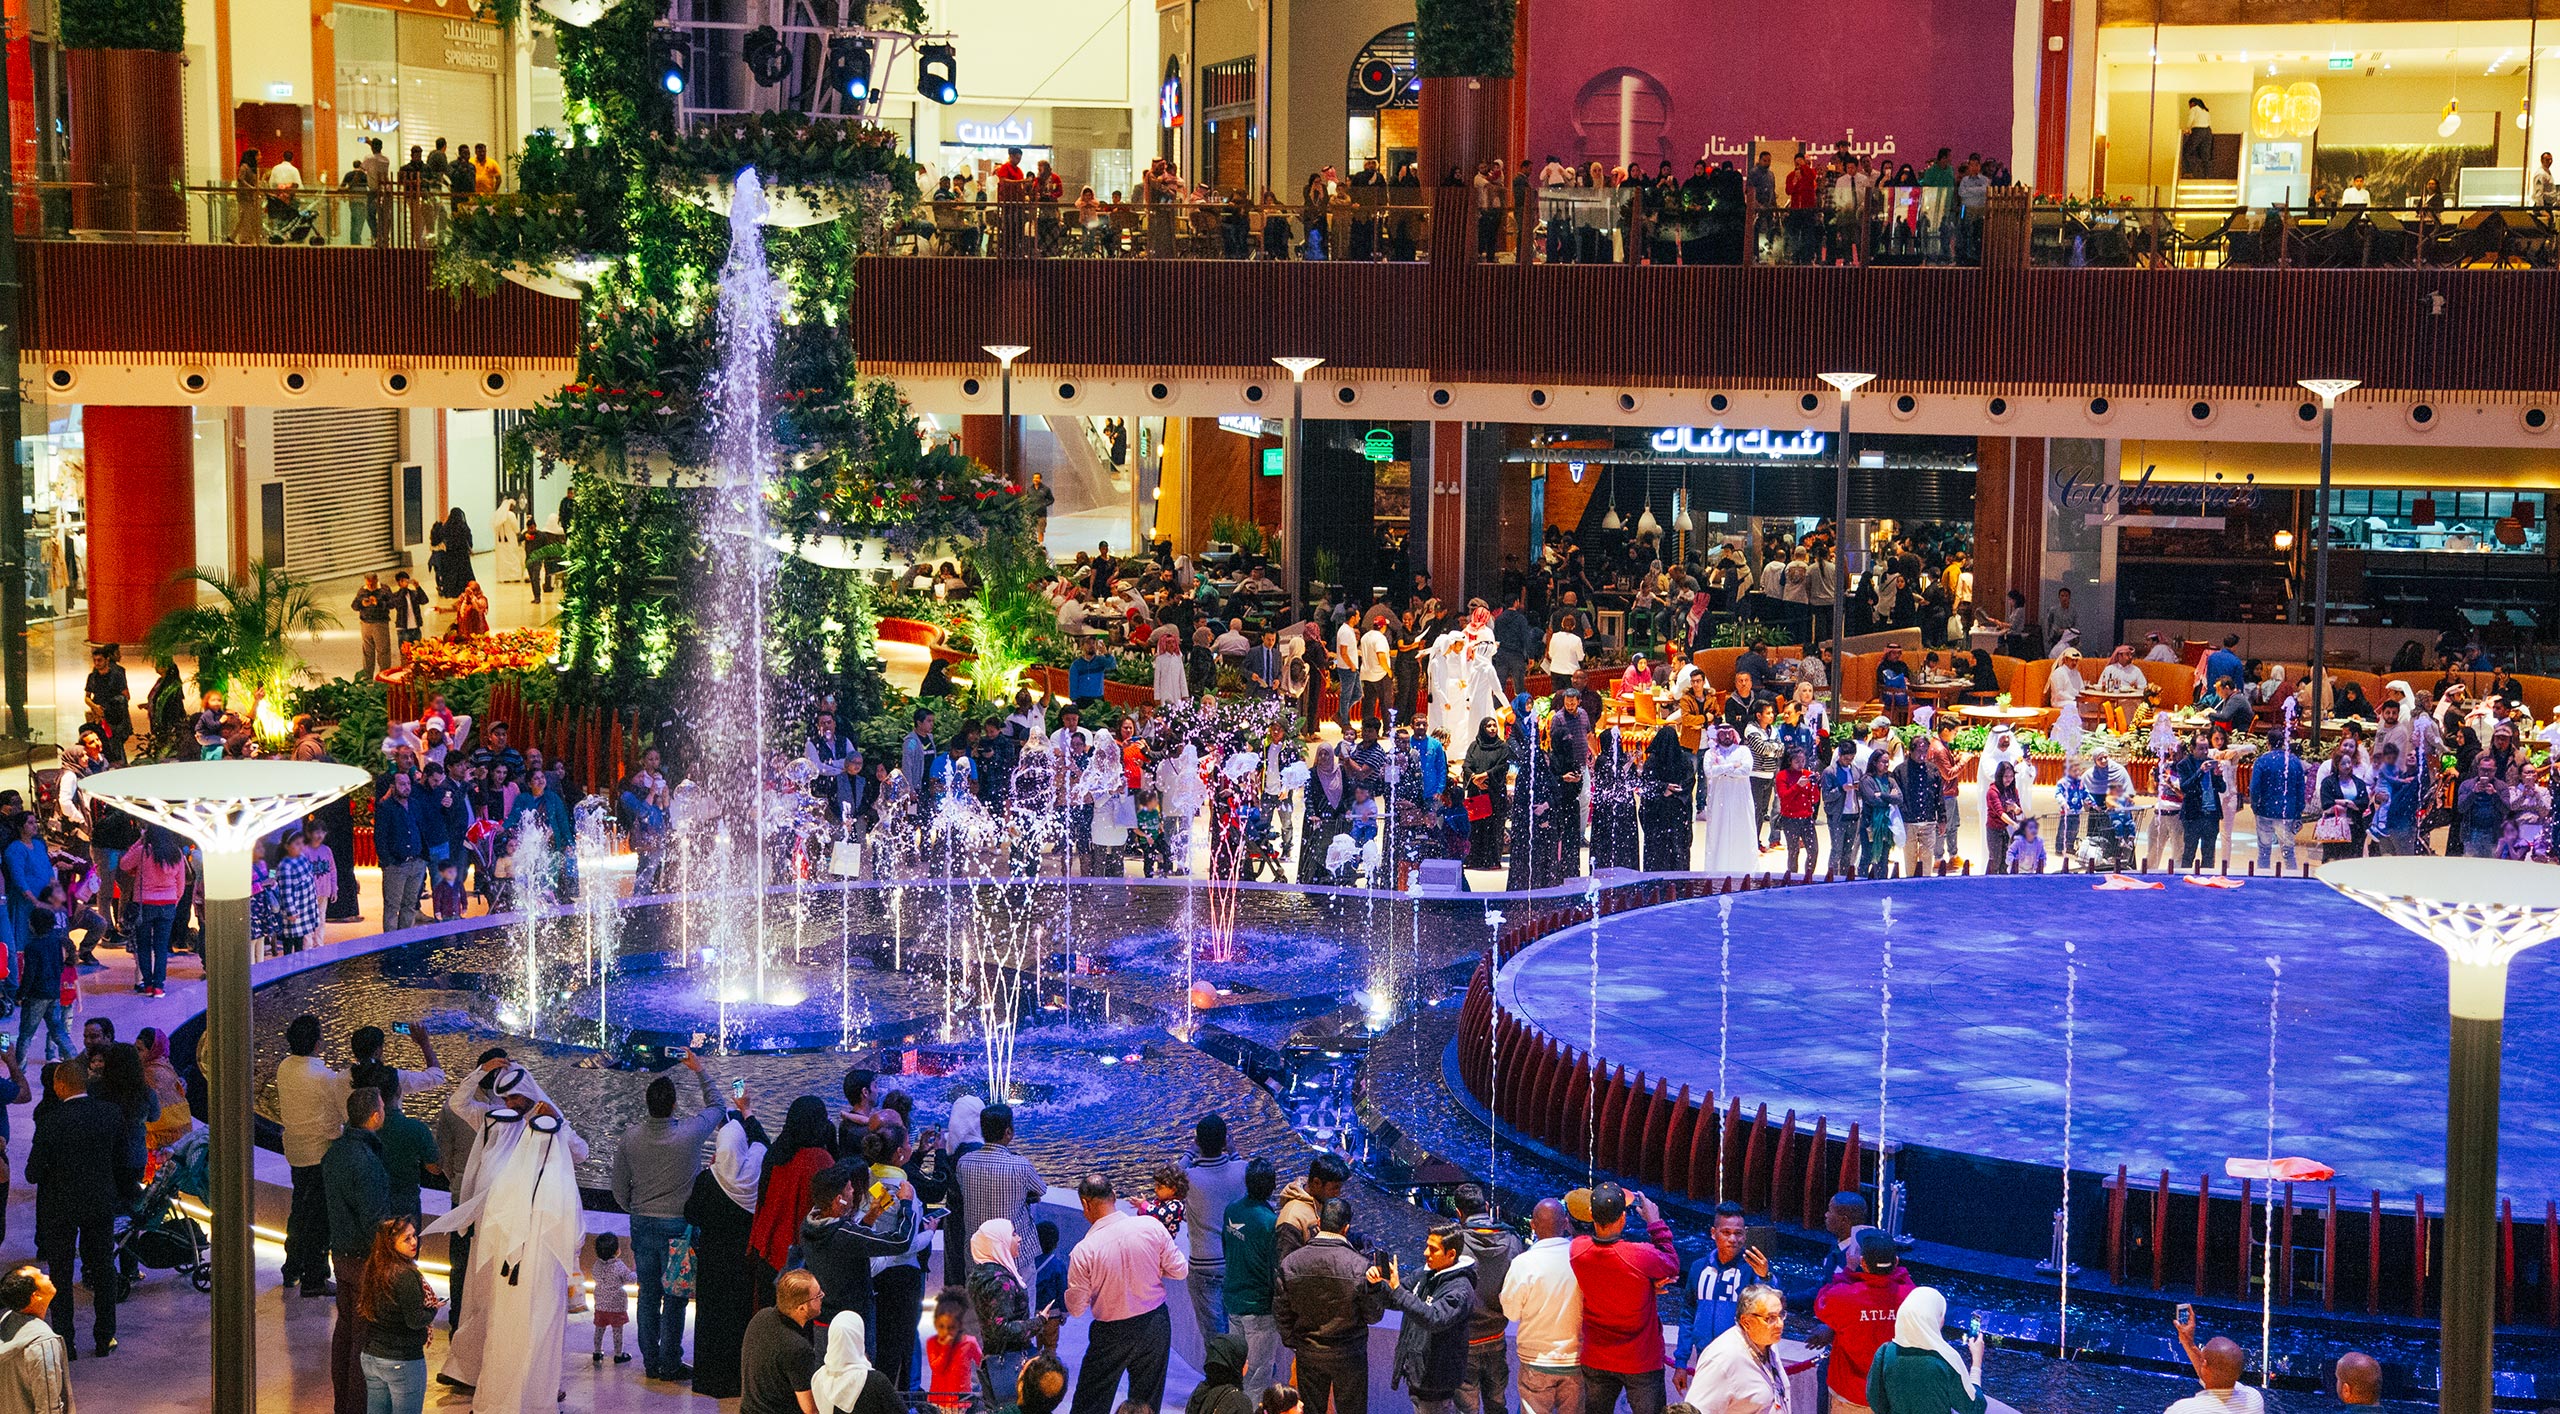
left=917, top=142, right=2012, bottom=267
left=230, top=136, right=507, bottom=248
left=203, top=1026, right=2409, bottom=1414
left=862, top=521, right=2021, bottom=889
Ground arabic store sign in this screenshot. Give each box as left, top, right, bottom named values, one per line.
left=947, top=108, right=1047, bottom=149
left=1649, top=426, right=1827, bottom=459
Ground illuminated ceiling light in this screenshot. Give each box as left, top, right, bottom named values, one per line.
left=917, top=43, right=960, bottom=105
left=653, top=30, right=689, bottom=95
left=535, top=0, right=611, bottom=24
left=824, top=34, right=876, bottom=103
left=2439, top=99, right=2463, bottom=138
left=2273, top=529, right=2296, bottom=551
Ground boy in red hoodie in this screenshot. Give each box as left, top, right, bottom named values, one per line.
left=1568, top=1183, right=1680, bottom=1414
left=1812, top=1230, right=1915, bottom=1414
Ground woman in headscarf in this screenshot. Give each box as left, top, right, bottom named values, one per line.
left=1506, top=699, right=1559, bottom=890
left=1863, top=1286, right=1985, bottom=1414
left=812, top=1310, right=903, bottom=1414
left=1461, top=717, right=1510, bottom=871
left=1587, top=721, right=1642, bottom=872
left=1298, top=744, right=1353, bottom=882
left=936, top=1094, right=986, bottom=1285
left=1640, top=719, right=1695, bottom=871
left=966, top=1218, right=1048, bottom=1406
left=1187, top=1333, right=1256, bottom=1414
left=749, top=1097, right=839, bottom=1309
left=684, top=1113, right=769, bottom=1398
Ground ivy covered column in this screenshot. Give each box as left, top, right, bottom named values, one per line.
left=1415, top=0, right=1519, bottom=204
left=62, top=0, right=188, bottom=235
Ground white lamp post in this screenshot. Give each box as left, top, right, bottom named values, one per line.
left=1273, top=356, right=1326, bottom=599
left=984, top=344, right=1029, bottom=489
left=77, top=760, right=369, bottom=1414
left=2321, top=856, right=2560, bottom=1414
left=2296, top=379, right=2358, bottom=748
left=1816, top=373, right=1875, bottom=732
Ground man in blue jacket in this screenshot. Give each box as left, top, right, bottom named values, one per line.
left=2249, top=737, right=2309, bottom=871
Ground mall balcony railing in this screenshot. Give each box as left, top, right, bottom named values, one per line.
left=889, top=183, right=2010, bottom=268
left=10, top=177, right=461, bottom=250
left=2026, top=201, right=2560, bottom=269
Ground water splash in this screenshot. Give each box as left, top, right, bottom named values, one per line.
left=1717, top=892, right=1733, bottom=1200
left=695, top=166, right=788, bottom=1004
left=1483, top=907, right=1506, bottom=1197
left=1878, top=894, right=1896, bottom=1176
left=2060, top=937, right=2078, bottom=1352
left=572, top=795, right=621, bottom=1048
left=504, top=825, right=559, bottom=1037
left=2260, top=952, right=2282, bottom=1385
left=1585, top=874, right=1602, bottom=1182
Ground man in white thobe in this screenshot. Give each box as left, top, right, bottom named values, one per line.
left=1696, top=726, right=1762, bottom=873
left=431, top=1104, right=583, bottom=1413
left=432, top=1065, right=588, bottom=1394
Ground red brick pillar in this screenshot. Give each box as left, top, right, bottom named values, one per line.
left=84, top=406, right=199, bottom=644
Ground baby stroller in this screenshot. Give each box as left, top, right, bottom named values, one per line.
left=265, top=192, right=323, bottom=245
left=119, top=1126, right=215, bottom=1293
left=1238, top=801, right=1288, bottom=882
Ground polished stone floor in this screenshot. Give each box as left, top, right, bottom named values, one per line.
left=1497, top=874, right=2547, bottom=1204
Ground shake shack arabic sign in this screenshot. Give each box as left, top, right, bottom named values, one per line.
left=399, top=13, right=505, bottom=74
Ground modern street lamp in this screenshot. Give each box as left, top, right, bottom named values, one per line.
left=984, top=344, right=1029, bottom=488
left=2321, top=857, right=2560, bottom=1414
left=1816, top=373, right=1875, bottom=732
left=77, top=759, right=369, bottom=1414
left=1273, top=356, right=1326, bottom=599
left=2297, top=378, right=2358, bottom=749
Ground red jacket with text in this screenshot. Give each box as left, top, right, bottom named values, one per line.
left=1813, top=1266, right=1916, bottom=1401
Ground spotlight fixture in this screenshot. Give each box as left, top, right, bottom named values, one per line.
left=917, top=43, right=959, bottom=105
left=824, top=34, right=876, bottom=103
left=743, top=25, right=792, bottom=87
left=653, top=30, right=690, bottom=95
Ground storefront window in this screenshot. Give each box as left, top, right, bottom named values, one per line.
left=2326, top=488, right=2546, bottom=554
left=331, top=4, right=507, bottom=175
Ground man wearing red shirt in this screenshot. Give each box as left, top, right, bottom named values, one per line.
left=1811, top=1231, right=1914, bottom=1414
left=1781, top=154, right=1821, bottom=263
left=1568, top=1184, right=1680, bottom=1414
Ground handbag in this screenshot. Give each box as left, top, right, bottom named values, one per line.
left=1465, top=793, right=1493, bottom=822
left=2314, top=808, right=2354, bottom=844
left=662, top=1231, right=696, bottom=1301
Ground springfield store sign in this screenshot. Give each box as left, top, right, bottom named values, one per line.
left=399, top=14, right=504, bottom=73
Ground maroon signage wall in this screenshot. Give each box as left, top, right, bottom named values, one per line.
left=1525, top=0, right=2020, bottom=176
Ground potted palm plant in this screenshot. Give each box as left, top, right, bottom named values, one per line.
left=144, top=562, right=343, bottom=742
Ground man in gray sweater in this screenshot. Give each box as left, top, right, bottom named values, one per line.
left=610, top=1050, right=726, bottom=1381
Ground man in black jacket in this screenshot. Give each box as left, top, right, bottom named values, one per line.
left=1492, top=596, right=1538, bottom=699
left=1374, top=1224, right=1479, bottom=1414
left=323, top=1089, right=390, bottom=1414
left=1275, top=1198, right=1384, bottom=1414
left=25, top=1057, right=140, bottom=1356
left=1451, top=1186, right=1519, bottom=1414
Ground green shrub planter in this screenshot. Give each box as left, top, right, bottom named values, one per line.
left=62, top=0, right=183, bottom=50
left=1414, top=0, right=1514, bottom=79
